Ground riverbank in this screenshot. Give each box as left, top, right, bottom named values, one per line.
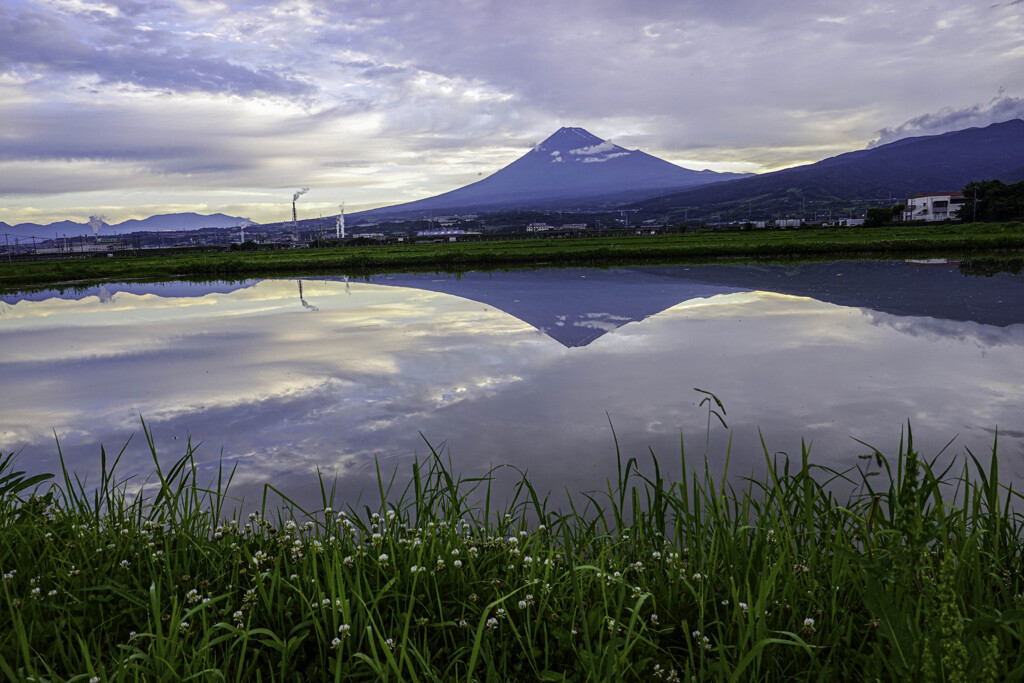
left=2, top=222, right=1023, bottom=291
left=1, top=428, right=1020, bottom=681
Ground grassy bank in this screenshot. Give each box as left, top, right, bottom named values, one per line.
left=2, top=425, right=1023, bottom=681
left=2, top=222, right=1024, bottom=291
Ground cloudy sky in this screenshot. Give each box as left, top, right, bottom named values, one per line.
left=2, top=0, right=1023, bottom=227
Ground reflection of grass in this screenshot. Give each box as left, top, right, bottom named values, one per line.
left=3, top=222, right=1024, bottom=291
left=1, top=422, right=1021, bottom=680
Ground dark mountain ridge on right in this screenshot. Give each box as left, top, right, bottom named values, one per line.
left=633, top=119, right=1024, bottom=215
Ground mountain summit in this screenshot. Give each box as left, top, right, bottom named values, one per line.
left=357, top=127, right=744, bottom=219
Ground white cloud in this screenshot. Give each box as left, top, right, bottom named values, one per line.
left=581, top=152, right=630, bottom=163
left=870, top=94, right=1024, bottom=147
left=570, top=141, right=618, bottom=156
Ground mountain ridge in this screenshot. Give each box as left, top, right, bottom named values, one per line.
left=632, top=119, right=1024, bottom=216
left=1, top=212, right=253, bottom=237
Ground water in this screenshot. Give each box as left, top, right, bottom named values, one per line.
left=2, top=261, right=1023, bottom=511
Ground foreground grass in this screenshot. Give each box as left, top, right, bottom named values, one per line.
left=2, top=425, right=1023, bottom=681
left=2, top=221, right=1024, bottom=291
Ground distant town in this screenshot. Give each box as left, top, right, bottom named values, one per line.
left=0, top=190, right=972, bottom=260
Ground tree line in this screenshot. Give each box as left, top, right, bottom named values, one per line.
left=957, top=179, right=1024, bottom=222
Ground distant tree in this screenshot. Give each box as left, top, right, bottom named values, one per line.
left=864, top=205, right=903, bottom=227
left=958, top=180, right=1024, bottom=223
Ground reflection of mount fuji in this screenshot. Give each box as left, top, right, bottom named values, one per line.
left=368, top=262, right=1024, bottom=347
left=371, top=270, right=748, bottom=347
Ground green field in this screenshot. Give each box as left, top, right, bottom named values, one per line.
left=2, top=418, right=1022, bottom=681
left=3, top=222, right=1024, bottom=291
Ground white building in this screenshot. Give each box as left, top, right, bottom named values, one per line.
left=904, top=192, right=965, bottom=222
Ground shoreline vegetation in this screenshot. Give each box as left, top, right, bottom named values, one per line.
left=2, top=222, right=1024, bottom=292
left=2, top=423, right=1023, bottom=681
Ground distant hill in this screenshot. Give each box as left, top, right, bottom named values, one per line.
left=1, top=212, right=253, bottom=238
left=353, top=127, right=746, bottom=220
left=633, top=119, right=1024, bottom=218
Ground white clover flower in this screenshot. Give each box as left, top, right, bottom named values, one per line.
left=89, top=677, right=100, bottom=683
left=486, top=617, right=499, bottom=630
left=451, top=548, right=460, bottom=557
left=48, top=589, right=58, bottom=597
left=378, top=553, right=389, bottom=565
left=739, top=602, right=749, bottom=613
left=453, top=560, right=463, bottom=569
left=331, top=637, right=342, bottom=650
left=458, top=619, right=468, bottom=628
left=119, top=559, right=130, bottom=569
left=339, top=624, right=351, bottom=636
left=284, top=520, right=297, bottom=532
left=652, top=551, right=662, bottom=560
left=650, top=613, right=659, bottom=626
left=343, top=555, right=354, bottom=566
left=179, top=621, right=190, bottom=635
left=691, top=630, right=712, bottom=650
left=496, top=608, right=506, bottom=619
left=518, top=600, right=528, bottom=610
left=803, top=617, right=815, bottom=628
left=385, top=637, right=395, bottom=650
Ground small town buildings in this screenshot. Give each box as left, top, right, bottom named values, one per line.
left=904, top=192, right=965, bottom=222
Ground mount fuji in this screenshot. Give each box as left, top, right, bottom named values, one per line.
left=356, top=127, right=745, bottom=219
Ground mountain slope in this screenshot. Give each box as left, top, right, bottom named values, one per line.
left=635, top=119, right=1024, bottom=214
left=356, top=127, right=745, bottom=219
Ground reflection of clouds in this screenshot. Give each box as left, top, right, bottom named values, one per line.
left=5, top=278, right=1024, bottom=510
left=866, top=311, right=1024, bottom=349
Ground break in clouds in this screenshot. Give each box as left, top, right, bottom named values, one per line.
left=0, top=0, right=1022, bottom=222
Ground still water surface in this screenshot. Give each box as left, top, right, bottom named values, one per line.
left=2, top=261, right=1023, bottom=510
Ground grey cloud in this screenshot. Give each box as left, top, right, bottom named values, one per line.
left=870, top=96, right=1024, bottom=147
left=0, top=6, right=315, bottom=98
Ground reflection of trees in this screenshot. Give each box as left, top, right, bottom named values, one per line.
left=958, top=259, right=1024, bottom=278
left=297, top=280, right=318, bottom=311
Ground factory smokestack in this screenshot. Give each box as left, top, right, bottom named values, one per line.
left=88, top=215, right=105, bottom=244
left=336, top=204, right=345, bottom=239
left=292, top=187, right=309, bottom=228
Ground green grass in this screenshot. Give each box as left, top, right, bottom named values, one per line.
left=3, top=221, right=1024, bottom=291
left=2, top=414, right=1024, bottom=681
